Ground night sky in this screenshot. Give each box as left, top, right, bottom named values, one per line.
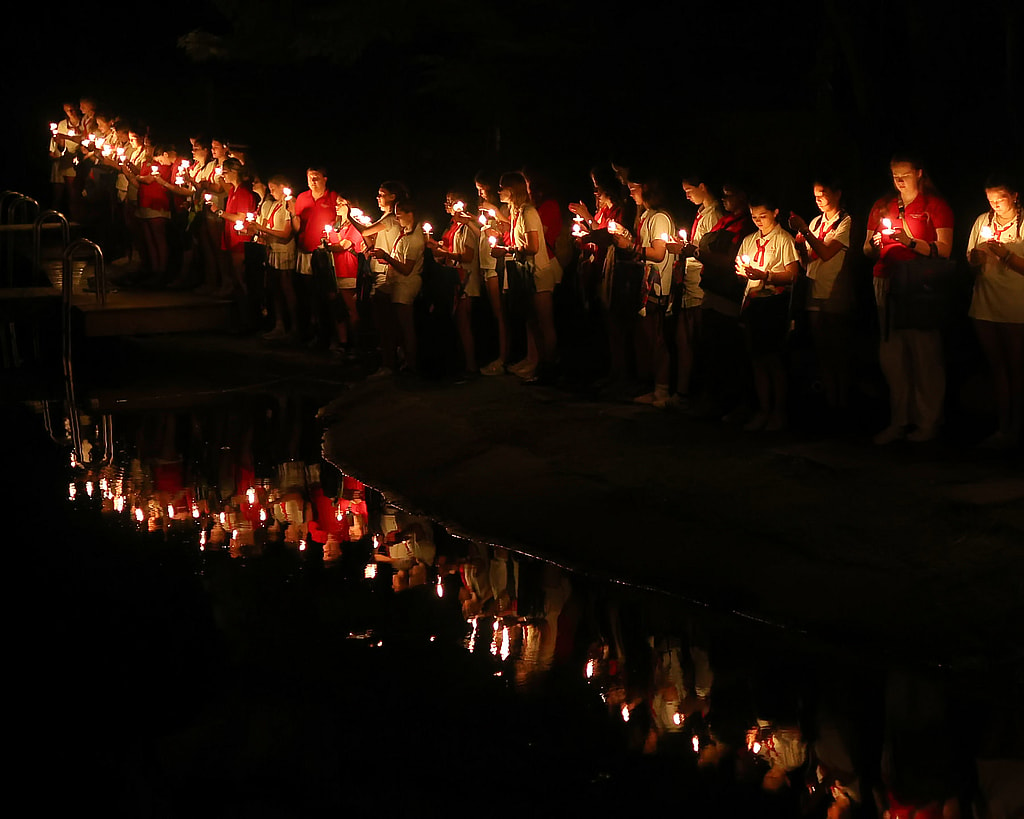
left=5, top=0, right=1021, bottom=227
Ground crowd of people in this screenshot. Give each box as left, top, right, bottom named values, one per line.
left=46, top=97, right=1024, bottom=449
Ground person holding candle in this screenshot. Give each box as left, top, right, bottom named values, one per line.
left=473, top=172, right=510, bottom=376
left=369, top=199, right=425, bottom=375
left=661, top=173, right=724, bottom=409
left=48, top=102, right=81, bottom=214
left=130, top=144, right=176, bottom=287
left=611, top=175, right=676, bottom=405
left=966, top=176, right=1024, bottom=448
left=734, top=195, right=800, bottom=431
left=323, top=197, right=367, bottom=357
left=428, top=190, right=481, bottom=376
left=569, top=166, right=626, bottom=313
left=358, top=181, right=408, bottom=378
left=788, top=176, right=854, bottom=415
left=863, top=155, right=954, bottom=444
left=248, top=176, right=298, bottom=341
left=181, top=137, right=220, bottom=292
left=214, top=158, right=257, bottom=301
left=494, top=171, right=559, bottom=382
left=292, top=167, right=340, bottom=342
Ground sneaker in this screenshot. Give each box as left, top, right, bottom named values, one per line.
left=907, top=426, right=938, bottom=443
left=743, top=412, right=769, bottom=432
left=480, top=359, right=506, bottom=376
left=515, top=365, right=537, bottom=380
left=263, top=326, right=288, bottom=341
left=979, top=430, right=1018, bottom=450
left=873, top=424, right=906, bottom=445
left=367, top=367, right=393, bottom=380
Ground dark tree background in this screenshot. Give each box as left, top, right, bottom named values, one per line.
left=4, top=0, right=1021, bottom=226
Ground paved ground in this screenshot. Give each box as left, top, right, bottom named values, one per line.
left=318, top=371, right=1023, bottom=666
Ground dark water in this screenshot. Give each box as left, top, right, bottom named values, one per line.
left=6, top=362, right=1023, bottom=819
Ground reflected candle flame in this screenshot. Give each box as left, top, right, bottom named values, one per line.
left=259, top=508, right=266, bottom=522
left=135, top=508, right=144, bottom=522
left=192, top=504, right=200, bottom=518
left=436, top=577, right=444, bottom=598
left=692, top=736, right=700, bottom=753
left=85, top=481, right=94, bottom=497
left=167, top=504, right=174, bottom=518
left=68, top=482, right=76, bottom=500
left=364, top=563, right=377, bottom=579
left=621, top=705, right=630, bottom=722
left=500, top=626, right=510, bottom=661
left=752, top=741, right=762, bottom=754
left=246, top=487, right=256, bottom=504
left=673, top=713, right=683, bottom=726
left=585, top=659, right=595, bottom=679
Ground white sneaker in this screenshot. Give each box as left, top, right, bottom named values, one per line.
left=873, top=424, right=906, bottom=445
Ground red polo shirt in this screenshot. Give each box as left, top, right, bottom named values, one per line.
left=295, top=189, right=339, bottom=253
left=867, top=193, right=954, bottom=278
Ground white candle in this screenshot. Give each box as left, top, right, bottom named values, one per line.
left=741, top=254, right=751, bottom=266
left=607, top=221, right=619, bottom=234
left=175, top=175, right=185, bottom=186
left=283, top=187, right=292, bottom=201
left=150, top=165, right=159, bottom=175
left=478, top=213, right=488, bottom=226
left=660, top=232, right=669, bottom=241
left=180, top=159, right=190, bottom=170
left=452, top=201, right=465, bottom=213
left=422, top=222, right=433, bottom=234
left=488, top=236, right=497, bottom=248
left=49, top=121, right=57, bottom=131
left=204, top=193, right=212, bottom=203
left=234, top=220, right=245, bottom=232
left=679, top=229, right=688, bottom=243
left=979, top=225, right=995, bottom=241
left=881, top=217, right=895, bottom=236
left=214, top=166, right=222, bottom=177
left=245, top=212, right=255, bottom=222
left=324, top=223, right=333, bottom=236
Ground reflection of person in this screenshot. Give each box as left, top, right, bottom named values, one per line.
left=966, top=176, right=1023, bottom=449
left=864, top=155, right=954, bottom=444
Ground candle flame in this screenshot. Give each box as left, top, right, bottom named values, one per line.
left=113, top=495, right=125, bottom=513
left=607, top=221, right=619, bottom=234
left=680, top=229, right=688, bottom=243
left=298, top=539, right=306, bottom=552
left=245, top=212, right=255, bottom=222
left=422, top=222, right=432, bottom=234
left=979, top=225, right=995, bottom=241
left=453, top=201, right=465, bottom=212
left=478, top=214, right=488, bottom=226
left=499, top=626, right=510, bottom=661
left=234, top=220, right=244, bottom=232
left=246, top=487, right=256, bottom=504
left=204, top=193, right=212, bottom=202
left=660, top=232, right=669, bottom=241
left=488, top=236, right=497, bottom=247
left=741, top=254, right=751, bottom=265
left=219, top=512, right=226, bottom=525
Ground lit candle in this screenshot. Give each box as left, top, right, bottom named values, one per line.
left=150, top=164, right=159, bottom=176
left=102, top=145, right=112, bottom=157
left=679, top=229, right=688, bottom=243
left=436, top=576, right=444, bottom=598
left=979, top=225, right=995, bottom=241
left=179, top=159, right=190, bottom=170
left=175, top=175, right=184, bottom=186
left=672, top=713, right=683, bottom=726
left=234, top=220, right=245, bottom=232
left=49, top=121, right=57, bottom=132
left=741, top=254, right=751, bottom=266
left=324, top=223, right=333, bottom=236
left=752, top=741, right=762, bottom=754
left=258, top=508, right=266, bottom=522
left=488, top=236, right=497, bottom=248
left=135, top=508, right=144, bottom=522
left=246, top=487, right=256, bottom=504
left=214, top=166, right=223, bottom=178
left=422, top=222, right=433, bottom=235
left=452, top=201, right=465, bottom=213
left=117, top=147, right=125, bottom=158
left=478, top=213, right=488, bottom=226
left=660, top=232, right=669, bottom=241
left=585, top=659, right=595, bottom=679
left=607, top=221, right=619, bottom=234
left=192, top=504, right=200, bottom=518
left=204, top=193, right=212, bottom=204
left=283, top=187, right=292, bottom=201
left=245, top=212, right=255, bottom=222
left=364, top=563, right=377, bottom=579
left=881, top=217, right=895, bottom=236
left=573, top=214, right=584, bottom=224
left=621, top=705, right=630, bottom=722
left=86, top=481, right=94, bottom=497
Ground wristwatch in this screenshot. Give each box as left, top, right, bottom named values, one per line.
left=907, top=238, right=917, bottom=251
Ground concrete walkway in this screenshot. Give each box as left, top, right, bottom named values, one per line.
left=322, top=375, right=1024, bottom=664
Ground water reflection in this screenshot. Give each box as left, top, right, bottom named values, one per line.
left=35, top=391, right=1024, bottom=815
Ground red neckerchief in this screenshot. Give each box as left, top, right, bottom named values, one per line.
left=441, top=222, right=460, bottom=253
left=390, top=229, right=407, bottom=257
left=753, top=230, right=773, bottom=267
left=808, top=211, right=845, bottom=261
left=992, top=217, right=1017, bottom=243
left=691, top=206, right=703, bottom=242
left=262, top=201, right=283, bottom=229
